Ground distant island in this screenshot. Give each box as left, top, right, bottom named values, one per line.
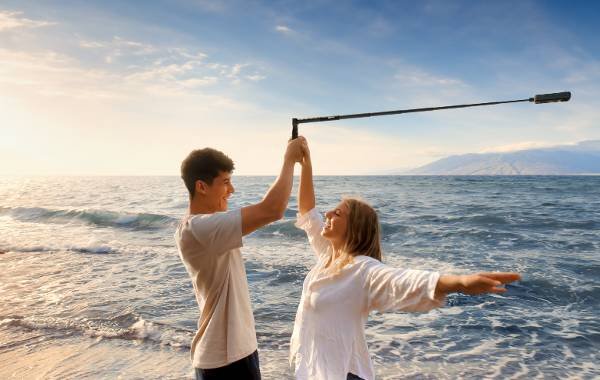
left=408, top=140, right=600, bottom=175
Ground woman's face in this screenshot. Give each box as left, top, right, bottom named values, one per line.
left=322, top=201, right=349, bottom=246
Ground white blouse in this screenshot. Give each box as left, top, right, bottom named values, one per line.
left=290, top=208, right=445, bottom=380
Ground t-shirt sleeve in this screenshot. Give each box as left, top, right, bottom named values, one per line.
left=188, top=209, right=243, bottom=254
left=295, top=208, right=330, bottom=258
left=366, top=261, right=445, bottom=313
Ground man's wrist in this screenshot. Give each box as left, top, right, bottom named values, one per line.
left=283, top=157, right=296, bottom=167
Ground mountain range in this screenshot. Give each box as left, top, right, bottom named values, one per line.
left=408, top=140, right=600, bottom=175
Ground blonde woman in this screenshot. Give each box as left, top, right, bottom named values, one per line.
left=290, top=140, right=521, bottom=380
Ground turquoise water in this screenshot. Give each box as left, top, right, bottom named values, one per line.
left=1, top=176, right=599, bottom=379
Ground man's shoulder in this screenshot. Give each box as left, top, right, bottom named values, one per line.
left=184, top=209, right=243, bottom=250
left=191, top=208, right=241, bottom=221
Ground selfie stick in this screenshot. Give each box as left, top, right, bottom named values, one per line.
left=291, top=91, right=571, bottom=139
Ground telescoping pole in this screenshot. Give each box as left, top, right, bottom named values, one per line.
left=291, top=91, right=571, bottom=139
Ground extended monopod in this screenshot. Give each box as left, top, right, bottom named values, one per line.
left=291, top=91, right=571, bottom=139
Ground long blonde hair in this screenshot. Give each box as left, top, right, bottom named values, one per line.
left=324, top=197, right=383, bottom=273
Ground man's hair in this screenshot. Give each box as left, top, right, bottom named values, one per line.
left=180, top=148, right=234, bottom=198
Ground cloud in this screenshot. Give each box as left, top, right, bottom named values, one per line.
left=275, top=25, right=293, bottom=35
left=0, top=37, right=262, bottom=102
left=79, top=35, right=157, bottom=64
left=479, top=141, right=560, bottom=153
left=229, top=63, right=247, bottom=77
left=179, top=77, right=219, bottom=88
left=73, top=35, right=265, bottom=91
left=246, top=74, right=266, bottom=82
left=0, top=10, right=55, bottom=31
left=88, top=36, right=155, bottom=53
left=0, top=44, right=272, bottom=175
left=564, top=61, right=600, bottom=84
left=393, top=67, right=464, bottom=87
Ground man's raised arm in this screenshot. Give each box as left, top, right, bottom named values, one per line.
left=241, top=137, right=305, bottom=236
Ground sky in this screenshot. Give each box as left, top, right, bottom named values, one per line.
left=1, top=0, right=599, bottom=175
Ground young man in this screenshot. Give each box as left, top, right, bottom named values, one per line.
left=175, top=137, right=306, bottom=380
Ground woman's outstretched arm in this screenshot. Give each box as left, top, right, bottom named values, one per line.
left=298, top=137, right=315, bottom=215
left=435, top=272, right=521, bottom=298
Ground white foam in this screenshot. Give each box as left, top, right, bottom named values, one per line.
left=127, top=318, right=190, bottom=348
left=129, top=318, right=162, bottom=341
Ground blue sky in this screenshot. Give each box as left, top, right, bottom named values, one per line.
left=1, top=0, right=599, bottom=174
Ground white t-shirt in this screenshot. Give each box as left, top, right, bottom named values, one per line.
left=291, top=208, right=445, bottom=380
left=174, top=208, right=257, bottom=369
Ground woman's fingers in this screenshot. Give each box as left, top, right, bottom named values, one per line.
left=478, top=272, right=521, bottom=284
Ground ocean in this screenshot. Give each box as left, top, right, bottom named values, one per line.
left=1, top=176, right=599, bottom=379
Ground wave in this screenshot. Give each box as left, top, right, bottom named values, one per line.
left=0, top=314, right=192, bottom=349
left=3, top=243, right=121, bottom=255
left=508, top=278, right=600, bottom=308
left=252, top=219, right=307, bottom=239
left=0, top=206, right=177, bottom=230
left=409, top=213, right=599, bottom=231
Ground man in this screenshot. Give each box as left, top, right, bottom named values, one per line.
left=175, top=137, right=307, bottom=380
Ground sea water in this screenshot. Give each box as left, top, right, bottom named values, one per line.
left=1, top=176, right=599, bottom=379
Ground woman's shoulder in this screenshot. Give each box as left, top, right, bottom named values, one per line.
left=351, top=255, right=385, bottom=271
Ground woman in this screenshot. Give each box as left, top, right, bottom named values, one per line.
left=290, top=140, right=520, bottom=380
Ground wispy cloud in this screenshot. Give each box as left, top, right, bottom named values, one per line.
left=0, top=10, right=55, bottom=31
left=0, top=24, right=268, bottom=96
left=393, top=67, right=464, bottom=87
left=479, top=141, right=559, bottom=153
left=0, top=44, right=263, bottom=100
left=246, top=74, right=266, bottom=82
left=564, top=61, right=600, bottom=84
left=0, top=48, right=124, bottom=99
left=275, top=24, right=293, bottom=35
left=79, top=36, right=156, bottom=59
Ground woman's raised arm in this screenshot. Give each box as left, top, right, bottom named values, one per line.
left=298, top=137, right=315, bottom=215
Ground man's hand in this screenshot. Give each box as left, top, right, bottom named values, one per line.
left=241, top=136, right=306, bottom=236
left=285, top=136, right=306, bottom=164
left=436, top=272, right=521, bottom=298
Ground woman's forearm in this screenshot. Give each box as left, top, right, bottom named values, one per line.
left=435, top=272, right=521, bottom=299
left=298, top=161, right=315, bottom=215
left=435, top=275, right=463, bottom=298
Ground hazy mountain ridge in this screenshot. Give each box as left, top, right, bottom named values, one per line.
left=409, top=140, right=600, bottom=175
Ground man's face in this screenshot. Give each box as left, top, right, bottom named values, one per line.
left=201, top=171, right=235, bottom=212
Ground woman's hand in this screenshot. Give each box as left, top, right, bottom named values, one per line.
left=436, top=272, right=521, bottom=298
left=299, top=136, right=311, bottom=167
left=459, top=272, right=521, bottom=295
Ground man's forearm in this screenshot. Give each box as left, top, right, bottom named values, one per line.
left=261, top=159, right=295, bottom=218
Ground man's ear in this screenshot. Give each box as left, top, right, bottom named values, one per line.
left=195, top=180, right=209, bottom=195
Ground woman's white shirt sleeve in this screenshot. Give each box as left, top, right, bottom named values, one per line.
left=366, top=260, right=445, bottom=313
left=295, top=208, right=330, bottom=258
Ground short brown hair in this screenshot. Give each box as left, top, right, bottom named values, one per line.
left=180, top=148, right=234, bottom=198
